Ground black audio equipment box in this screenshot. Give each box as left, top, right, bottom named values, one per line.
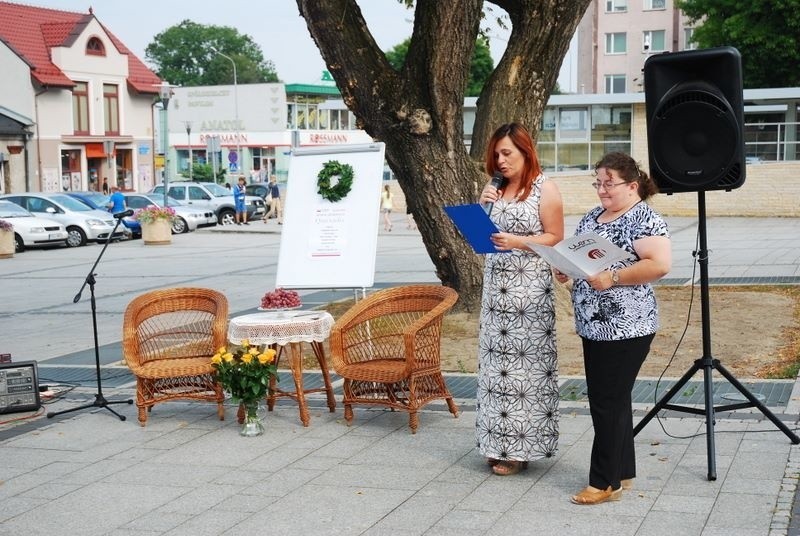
left=0, top=361, right=41, bottom=414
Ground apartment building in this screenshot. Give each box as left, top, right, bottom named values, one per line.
left=576, top=0, right=695, bottom=94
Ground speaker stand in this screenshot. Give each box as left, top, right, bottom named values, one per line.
left=633, top=191, right=799, bottom=481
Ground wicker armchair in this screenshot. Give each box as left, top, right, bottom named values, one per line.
left=123, top=287, right=227, bottom=426
left=329, top=284, right=459, bottom=433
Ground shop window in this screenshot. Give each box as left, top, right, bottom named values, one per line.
left=104, top=84, right=119, bottom=135
left=538, top=108, right=557, bottom=142
left=72, top=81, right=89, bottom=135
left=559, top=108, right=589, bottom=141
left=557, top=143, right=590, bottom=171
left=591, top=105, right=632, bottom=142
left=86, top=37, right=105, bottom=56
left=539, top=104, right=632, bottom=173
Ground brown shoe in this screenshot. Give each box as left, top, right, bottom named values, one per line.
left=492, top=461, right=528, bottom=476
left=621, top=478, right=634, bottom=490
left=570, top=486, right=622, bottom=505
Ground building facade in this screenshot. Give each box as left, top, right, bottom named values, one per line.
left=461, top=89, right=800, bottom=217
left=576, top=0, right=695, bottom=94
left=0, top=2, right=161, bottom=195
left=163, top=83, right=371, bottom=184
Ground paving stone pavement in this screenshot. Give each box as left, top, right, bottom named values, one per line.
left=1, top=215, right=800, bottom=535
left=1, top=389, right=799, bottom=536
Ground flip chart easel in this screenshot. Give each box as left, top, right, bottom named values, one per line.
left=276, top=143, right=386, bottom=290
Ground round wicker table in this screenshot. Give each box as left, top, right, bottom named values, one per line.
left=227, top=311, right=336, bottom=426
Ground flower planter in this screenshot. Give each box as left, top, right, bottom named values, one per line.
left=141, top=220, right=172, bottom=245
left=0, top=229, right=14, bottom=258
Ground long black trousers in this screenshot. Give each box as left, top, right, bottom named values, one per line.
left=582, top=333, right=654, bottom=490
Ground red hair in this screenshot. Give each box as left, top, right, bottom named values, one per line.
left=484, top=123, right=542, bottom=202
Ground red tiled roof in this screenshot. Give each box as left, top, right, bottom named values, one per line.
left=0, top=1, right=161, bottom=93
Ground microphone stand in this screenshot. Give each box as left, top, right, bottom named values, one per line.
left=47, top=214, right=133, bottom=421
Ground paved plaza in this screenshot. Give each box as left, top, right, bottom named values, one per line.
left=1, top=214, right=800, bottom=535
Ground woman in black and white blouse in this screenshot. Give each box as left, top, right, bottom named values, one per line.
left=555, top=152, right=671, bottom=505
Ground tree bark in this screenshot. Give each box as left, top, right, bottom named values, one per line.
left=296, top=0, right=589, bottom=312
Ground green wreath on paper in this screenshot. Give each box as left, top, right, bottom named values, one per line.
left=316, top=160, right=354, bottom=202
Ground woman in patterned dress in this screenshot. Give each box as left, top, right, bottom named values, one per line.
left=555, top=152, right=671, bottom=505
left=476, top=123, right=564, bottom=476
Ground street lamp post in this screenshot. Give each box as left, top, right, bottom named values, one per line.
left=211, top=47, right=240, bottom=179
left=184, top=121, right=193, bottom=180
left=156, top=81, right=173, bottom=208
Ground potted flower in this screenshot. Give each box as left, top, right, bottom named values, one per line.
left=134, top=205, right=175, bottom=245
left=211, top=340, right=278, bottom=436
left=0, top=219, right=14, bottom=258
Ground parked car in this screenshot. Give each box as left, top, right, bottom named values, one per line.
left=122, top=193, right=216, bottom=234
left=0, top=193, right=126, bottom=247
left=64, top=191, right=139, bottom=238
left=0, top=200, right=68, bottom=252
left=149, top=181, right=266, bottom=225
left=245, top=182, right=284, bottom=219
left=244, top=182, right=277, bottom=202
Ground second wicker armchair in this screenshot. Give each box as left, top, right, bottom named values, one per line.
left=328, top=284, right=459, bottom=433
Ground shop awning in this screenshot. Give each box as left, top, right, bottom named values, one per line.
left=85, top=143, right=115, bottom=158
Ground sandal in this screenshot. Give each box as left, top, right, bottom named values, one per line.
left=492, top=460, right=528, bottom=476
left=570, top=486, right=622, bottom=505
left=486, top=458, right=500, bottom=467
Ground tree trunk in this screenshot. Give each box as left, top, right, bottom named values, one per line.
left=296, top=0, right=589, bottom=312
left=470, top=0, right=592, bottom=153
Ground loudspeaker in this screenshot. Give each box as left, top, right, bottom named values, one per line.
left=644, top=46, right=746, bottom=194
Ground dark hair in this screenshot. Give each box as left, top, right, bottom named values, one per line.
left=485, top=123, right=542, bottom=202
left=593, top=152, right=658, bottom=201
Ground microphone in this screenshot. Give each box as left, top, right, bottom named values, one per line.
left=483, top=172, right=505, bottom=215
left=113, top=209, right=134, bottom=219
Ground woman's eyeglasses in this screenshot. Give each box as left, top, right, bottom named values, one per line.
left=590, top=181, right=627, bottom=191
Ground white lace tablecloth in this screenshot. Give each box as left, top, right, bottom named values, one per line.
left=227, top=311, right=334, bottom=346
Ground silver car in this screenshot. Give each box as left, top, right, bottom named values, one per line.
left=0, top=200, right=68, bottom=252
left=149, top=182, right=266, bottom=225
left=0, top=193, right=125, bottom=247
left=122, top=193, right=215, bottom=234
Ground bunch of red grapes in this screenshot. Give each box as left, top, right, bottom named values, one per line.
left=260, top=288, right=302, bottom=309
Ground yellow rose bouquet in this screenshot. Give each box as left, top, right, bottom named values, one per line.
left=211, top=340, right=278, bottom=436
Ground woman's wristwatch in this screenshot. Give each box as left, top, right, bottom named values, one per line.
left=610, top=269, right=620, bottom=286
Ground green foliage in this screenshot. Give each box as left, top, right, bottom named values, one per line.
left=183, top=163, right=226, bottom=183
left=385, top=37, right=495, bottom=97
left=385, top=40, right=409, bottom=71
left=467, top=37, right=494, bottom=97
left=316, top=160, right=354, bottom=202
left=145, top=20, right=280, bottom=86
left=764, top=361, right=800, bottom=380
left=677, top=0, right=800, bottom=88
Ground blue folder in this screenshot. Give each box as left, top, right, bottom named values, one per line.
left=444, top=203, right=504, bottom=254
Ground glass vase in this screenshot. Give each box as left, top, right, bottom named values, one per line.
left=240, top=400, right=265, bottom=437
